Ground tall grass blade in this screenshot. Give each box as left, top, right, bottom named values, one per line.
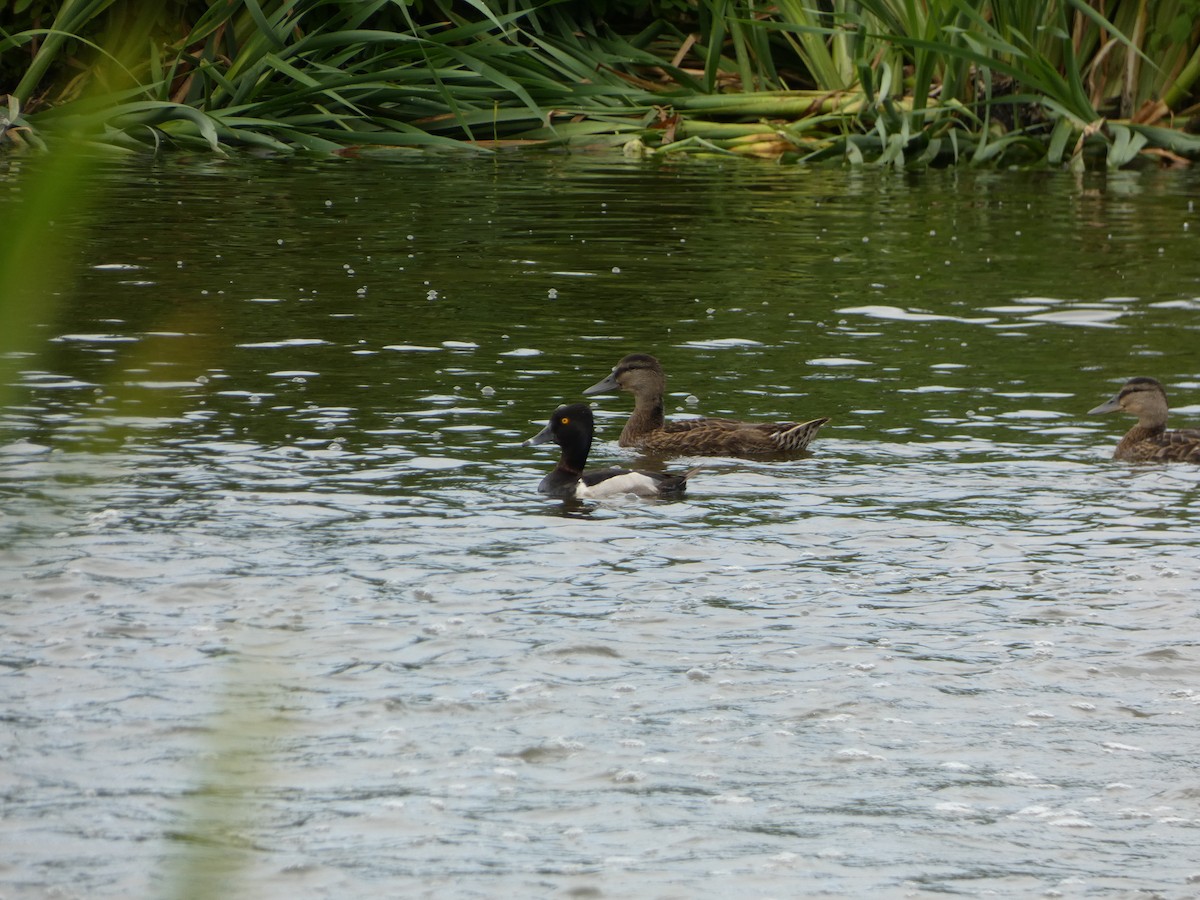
left=3, top=1, right=1198, bottom=165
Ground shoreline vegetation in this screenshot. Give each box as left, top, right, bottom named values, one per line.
left=2, top=1, right=1200, bottom=168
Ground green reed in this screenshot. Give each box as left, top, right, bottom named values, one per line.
left=3, top=1, right=1199, bottom=166
left=3, top=21, right=278, bottom=893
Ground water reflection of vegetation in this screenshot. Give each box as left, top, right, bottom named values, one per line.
left=4, top=2, right=1200, bottom=167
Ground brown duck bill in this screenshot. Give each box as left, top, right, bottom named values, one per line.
left=582, top=371, right=619, bottom=396
left=1088, top=395, right=1122, bottom=415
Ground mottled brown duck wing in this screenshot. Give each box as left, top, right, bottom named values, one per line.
left=638, top=426, right=777, bottom=456
left=661, top=417, right=823, bottom=435
left=1149, top=429, right=1200, bottom=462
left=660, top=417, right=743, bottom=434
left=637, top=416, right=830, bottom=456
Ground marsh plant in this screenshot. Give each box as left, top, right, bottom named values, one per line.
left=2, top=1, right=1199, bottom=166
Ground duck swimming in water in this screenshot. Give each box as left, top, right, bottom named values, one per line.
left=583, top=353, right=829, bottom=457
left=523, top=403, right=699, bottom=499
left=1088, top=376, right=1200, bottom=462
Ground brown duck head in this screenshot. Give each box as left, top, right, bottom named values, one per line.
left=1088, top=377, right=1170, bottom=430
left=583, top=353, right=666, bottom=400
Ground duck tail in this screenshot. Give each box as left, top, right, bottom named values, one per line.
left=773, top=416, right=830, bottom=452
left=662, top=465, right=703, bottom=494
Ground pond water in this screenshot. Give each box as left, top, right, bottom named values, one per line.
left=3, top=154, right=1200, bottom=899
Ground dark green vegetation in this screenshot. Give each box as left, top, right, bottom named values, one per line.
left=3, top=0, right=1200, bottom=167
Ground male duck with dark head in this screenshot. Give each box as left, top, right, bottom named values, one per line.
left=583, top=353, right=830, bottom=457
left=523, top=403, right=699, bottom=499
left=1088, top=376, right=1200, bottom=462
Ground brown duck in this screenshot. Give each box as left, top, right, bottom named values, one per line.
left=1088, top=376, right=1200, bottom=462
left=583, top=353, right=829, bottom=456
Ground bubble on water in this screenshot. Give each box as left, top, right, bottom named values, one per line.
left=427, top=289, right=439, bottom=300
left=834, top=748, right=884, bottom=762
left=712, top=793, right=753, bottom=804
left=935, top=803, right=976, bottom=817
left=611, top=266, right=620, bottom=274
left=1102, top=741, right=1146, bottom=754
left=548, top=288, right=558, bottom=299
left=88, top=509, right=122, bottom=527
left=481, top=386, right=495, bottom=398
left=324, top=199, right=333, bottom=207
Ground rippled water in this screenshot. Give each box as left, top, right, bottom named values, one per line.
left=3, top=156, right=1200, bottom=898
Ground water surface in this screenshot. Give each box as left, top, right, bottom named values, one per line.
left=3, top=155, right=1200, bottom=898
